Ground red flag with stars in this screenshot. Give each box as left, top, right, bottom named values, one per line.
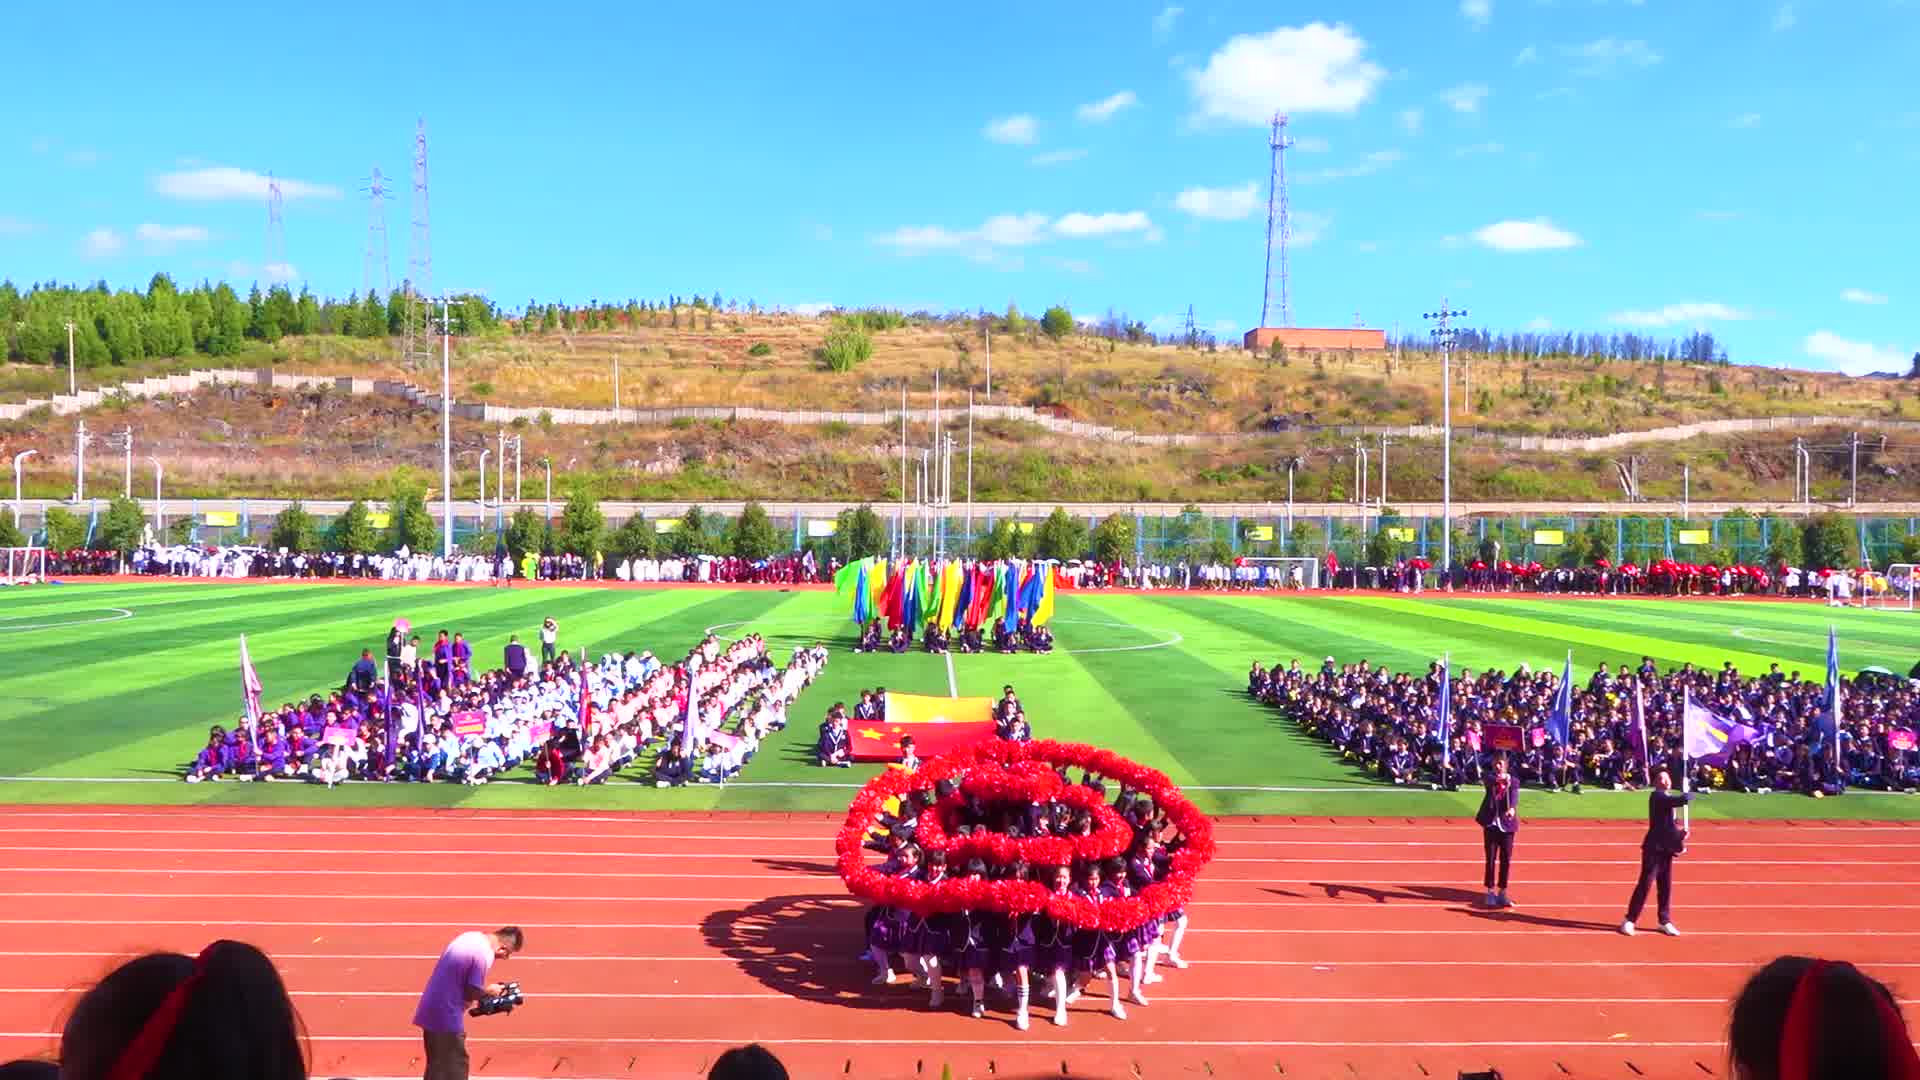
left=847, top=692, right=997, bottom=762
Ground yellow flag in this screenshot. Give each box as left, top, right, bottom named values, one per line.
left=1033, top=568, right=1056, bottom=627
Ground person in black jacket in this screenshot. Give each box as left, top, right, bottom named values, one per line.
left=1621, top=767, right=1692, bottom=937
left=1475, top=752, right=1520, bottom=909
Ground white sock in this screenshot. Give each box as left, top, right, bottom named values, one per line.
left=925, top=959, right=942, bottom=999
left=1107, top=965, right=1121, bottom=1010
left=1016, top=970, right=1030, bottom=1016
left=1130, top=953, right=1147, bottom=998
left=1052, top=969, right=1069, bottom=1018
left=1170, top=915, right=1189, bottom=958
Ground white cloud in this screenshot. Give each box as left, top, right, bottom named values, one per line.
left=1526, top=316, right=1554, bottom=331
left=1841, top=288, right=1888, bottom=305
left=1077, top=91, right=1139, bottom=123
left=1772, top=3, right=1796, bottom=31
left=1471, top=218, right=1582, bottom=251
left=153, top=167, right=341, bottom=201
left=1455, top=142, right=1506, bottom=156
left=1569, top=38, right=1663, bottom=74
left=263, top=262, right=299, bottom=284
left=1174, top=182, right=1262, bottom=221
left=1297, top=150, right=1403, bottom=183
left=1030, top=149, right=1087, bottom=166
left=1045, top=257, right=1094, bottom=274
left=1514, top=45, right=1539, bottom=65
left=1398, top=108, right=1424, bottom=134
left=981, top=213, right=1052, bottom=246
left=1609, top=302, right=1751, bottom=328
left=1187, top=22, right=1386, bottom=125
left=1461, top=0, right=1492, bottom=27
left=81, top=228, right=123, bottom=257
left=1804, top=331, right=1907, bottom=375
left=1732, top=112, right=1763, bottom=128
left=983, top=115, right=1038, bottom=145
left=1053, top=211, right=1154, bottom=238
left=134, top=223, right=209, bottom=253
left=1153, top=5, right=1182, bottom=40
left=1441, top=83, right=1491, bottom=114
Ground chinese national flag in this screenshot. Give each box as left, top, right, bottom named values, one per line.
left=848, top=692, right=997, bottom=762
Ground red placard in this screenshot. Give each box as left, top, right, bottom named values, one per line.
left=1483, top=723, right=1525, bottom=752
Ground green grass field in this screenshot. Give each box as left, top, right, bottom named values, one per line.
left=3, top=582, right=1918, bottom=819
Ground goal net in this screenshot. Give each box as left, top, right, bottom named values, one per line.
left=1, top=547, right=46, bottom=586
left=1872, top=565, right=1917, bottom=611
left=1245, top=556, right=1321, bottom=590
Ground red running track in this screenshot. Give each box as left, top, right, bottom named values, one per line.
left=0, top=807, right=1914, bottom=1080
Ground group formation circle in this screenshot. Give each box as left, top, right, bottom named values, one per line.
left=702, top=616, right=1182, bottom=655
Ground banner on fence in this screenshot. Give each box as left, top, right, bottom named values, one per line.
left=655, top=520, right=679, bottom=533
left=807, top=520, right=838, bottom=537
left=203, top=511, right=238, bottom=527
left=1532, top=530, right=1565, bottom=546
left=1677, top=529, right=1712, bottom=546
left=368, top=511, right=391, bottom=529
left=1387, top=527, right=1417, bottom=542
left=1244, top=525, right=1274, bottom=542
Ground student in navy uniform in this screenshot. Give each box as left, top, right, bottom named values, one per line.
left=1621, top=767, right=1691, bottom=937
left=991, top=860, right=1037, bottom=1030
left=503, top=635, right=530, bottom=681
left=1032, top=865, right=1078, bottom=1027
left=1475, top=752, right=1520, bottom=909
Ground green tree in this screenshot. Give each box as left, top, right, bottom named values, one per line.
left=1032, top=506, right=1089, bottom=560
left=270, top=500, right=319, bottom=552
left=42, top=506, right=87, bottom=550
left=326, top=499, right=380, bottom=554
left=556, top=488, right=606, bottom=559
left=1090, top=512, right=1136, bottom=563
left=0, top=507, right=24, bottom=548
left=834, top=504, right=887, bottom=560
left=729, top=500, right=782, bottom=560
left=976, top=519, right=1029, bottom=560
left=1040, top=305, right=1074, bottom=340
left=606, top=514, right=655, bottom=563
left=1801, top=512, right=1860, bottom=570
left=385, top=489, right=438, bottom=554
left=671, top=505, right=715, bottom=557
left=505, top=508, right=549, bottom=565
left=818, top=324, right=873, bottom=372
left=1898, top=532, right=1920, bottom=564
left=95, top=495, right=146, bottom=555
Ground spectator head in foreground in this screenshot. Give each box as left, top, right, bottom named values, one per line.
left=708, top=1043, right=788, bottom=1080
left=1730, top=956, right=1920, bottom=1080
left=58, top=939, right=306, bottom=1080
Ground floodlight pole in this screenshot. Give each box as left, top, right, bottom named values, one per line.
left=1424, top=303, right=1467, bottom=579
left=152, top=457, right=164, bottom=538
left=439, top=296, right=453, bottom=559
left=12, top=450, right=37, bottom=518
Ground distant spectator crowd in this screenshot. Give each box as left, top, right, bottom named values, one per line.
left=1251, top=655, right=1920, bottom=796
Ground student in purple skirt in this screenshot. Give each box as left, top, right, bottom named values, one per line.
left=1126, top=836, right=1168, bottom=985
left=1069, top=862, right=1126, bottom=1020
left=1031, top=865, right=1078, bottom=1027
left=992, top=860, right=1037, bottom=1031
left=952, top=857, right=995, bottom=1019
left=865, top=843, right=919, bottom=986
left=1106, top=854, right=1151, bottom=1007
left=906, top=850, right=953, bottom=1008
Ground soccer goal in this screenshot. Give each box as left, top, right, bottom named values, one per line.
left=1873, top=565, right=1918, bottom=611
left=1, top=547, right=46, bottom=586
left=1246, top=556, right=1321, bottom=590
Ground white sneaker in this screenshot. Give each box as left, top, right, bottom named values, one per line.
left=1145, top=971, right=1165, bottom=984
left=1065, top=987, right=1083, bottom=1004
left=1167, top=955, right=1190, bottom=970
left=1053, top=1011, right=1068, bottom=1027
left=871, top=973, right=895, bottom=986
left=1015, top=1011, right=1030, bottom=1031
left=971, top=1000, right=985, bottom=1019
left=1129, top=990, right=1149, bottom=1006
left=1110, top=1002, right=1128, bottom=1020
left=1661, top=923, right=1680, bottom=937
left=1619, top=921, right=1636, bottom=936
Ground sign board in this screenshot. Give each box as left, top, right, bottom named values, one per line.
left=655, top=519, right=679, bottom=534
left=1483, top=723, right=1525, bottom=752
left=806, top=519, right=838, bottom=538
left=1677, top=529, right=1711, bottom=546
left=1532, top=530, right=1565, bottom=546
left=1245, top=525, right=1275, bottom=542
left=1016, top=522, right=1035, bottom=534
left=367, top=512, right=392, bottom=529
left=1386, top=527, right=1416, bottom=543
left=203, top=511, right=238, bottom=527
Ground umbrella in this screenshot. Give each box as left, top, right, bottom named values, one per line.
left=1859, top=665, right=1893, bottom=676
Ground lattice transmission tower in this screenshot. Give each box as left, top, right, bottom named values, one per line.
left=1259, top=113, right=1294, bottom=329
left=265, top=173, right=287, bottom=284
left=362, top=167, right=391, bottom=301
left=403, top=118, right=434, bottom=368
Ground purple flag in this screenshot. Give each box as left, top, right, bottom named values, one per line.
left=239, top=634, right=264, bottom=755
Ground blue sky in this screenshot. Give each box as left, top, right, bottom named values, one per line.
left=1, top=1, right=1914, bottom=373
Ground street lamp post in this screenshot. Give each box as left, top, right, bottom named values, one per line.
left=64, top=322, right=76, bottom=396
left=13, top=450, right=37, bottom=518
left=152, top=458, right=164, bottom=539
left=542, top=457, right=553, bottom=524
left=439, top=296, right=453, bottom=559
left=477, top=449, right=489, bottom=543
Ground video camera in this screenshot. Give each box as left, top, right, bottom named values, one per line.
left=469, top=982, right=524, bottom=1018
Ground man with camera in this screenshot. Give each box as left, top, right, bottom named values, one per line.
left=413, top=926, right=524, bottom=1080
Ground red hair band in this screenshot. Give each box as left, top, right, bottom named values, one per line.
left=103, top=944, right=215, bottom=1080
left=1778, top=960, right=1920, bottom=1080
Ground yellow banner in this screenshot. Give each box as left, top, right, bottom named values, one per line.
left=655, top=519, right=679, bottom=533
left=367, top=511, right=392, bottom=529
left=1016, top=522, right=1035, bottom=534
left=1677, top=529, right=1711, bottom=546
left=1533, top=529, right=1565, bottom=546
left=884, top=692, right=994, bottom=725
left=1387, top=527, right=1416, bottom=542
left=1245, top=525, right=1275, bottom=541
left=202, top=511, right=238, bottom=527
left=807, top=519, right=838, bottom=537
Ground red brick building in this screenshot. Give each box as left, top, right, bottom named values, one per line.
left=1242, top=326, right=1387, bottom=352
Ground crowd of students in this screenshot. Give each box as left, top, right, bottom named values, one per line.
left=1251, top=655, right=1920, bottom=796
left=850, top=617, right=1054, bottom=655
left=183, top=620, right=828, bottom=789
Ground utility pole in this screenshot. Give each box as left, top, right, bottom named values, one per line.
left=613, top=356, right=621, bottom=418
left=1285, top=457, right=1297, bottom=534
left=13, top=450, right=38, bottom=519
left=496, top=430, right=507, bottom=523
left=1353, top=438, right=1369, bottom=507
left=1379, top=434, right=1390, bottom=507
left=439, top=295, right=452, bottom=559
left=510, top=436, right=523, bottom=502
left=983, top=323, right=991, bottom=401
left=478, top=449, right=489, bottom=539
left=74, top=420, right=90, bottom=502
left=64, top=322, right=77, bottom=396
left=112, top=427, right=133, bottom=497
left=1849, top=431, right=1860, bottom=507
left=1424, top=302, right=1467, bottom=576
left=898, top=381, right=908, bottom=556
left=542, top=457, right=553, bottom=524
left=152, top=458, right=164, bottom=538
left=965, top=389, right=974, bottom=549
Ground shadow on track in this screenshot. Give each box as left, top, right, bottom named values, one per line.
left=1307, top=882, right=1484, bottom=905
left=699, top=892, right=903, bottom=1011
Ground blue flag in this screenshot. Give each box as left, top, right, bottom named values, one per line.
left=1436, top=657, right=1452, bottom=768
left=952, top=568, right=972, bottom=630
left=1002, top=562, right=1022, bottom=633
left=1821, top=626, right=1842, bottom=766
left=1546, top=651, right=1574, bottom=748
left=851, top=562, right=871, bottom=625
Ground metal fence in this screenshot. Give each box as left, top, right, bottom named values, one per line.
left=18, top=500, right=1918, bottom=569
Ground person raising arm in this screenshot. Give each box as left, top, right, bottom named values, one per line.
left=1621, top=769, right=1690, bottom=937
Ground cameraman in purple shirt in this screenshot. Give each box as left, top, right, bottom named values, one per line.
left=413, top=926, right=523, bottom=1080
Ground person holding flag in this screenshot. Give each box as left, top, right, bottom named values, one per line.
left=1473, top=751, right=1520, bottom=909
left=239, top=634, right=265, bottom=760
left=1432, top=656, right=1456, bottom=792
left=1620, top=765, right=1691, bottom=937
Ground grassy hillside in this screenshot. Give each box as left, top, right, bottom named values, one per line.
left=1, top=314, right=1916, bottom=504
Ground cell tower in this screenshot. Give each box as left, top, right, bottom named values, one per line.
left=1259, top=113, right=1294, bottom=330
left=403, top=118, right=434, bottom=368
left=1183, top=304, right=1198, bottom=348
left=265, top=172, right=287, bottom=284
left=362, top=167, right=391, bottom=300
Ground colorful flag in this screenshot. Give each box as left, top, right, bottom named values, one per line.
left=1436, top=657, right=1451, bottom=768
left=239, top=634, right=264, bottom=755
left=851, top=562, right=871, bottom=625
left=951, top=564, right=973, bottom=629
left=939, top=561, right=963, bottom=629
left=1483, top=723, right=1525, bottom=752
left=867, top=558, right=887, bottom=620
left=1821, top=626, right=1842, bottom=768
left=1681, top=690, right=1761, bottom=766
left=1033, top=565, right=1057, bottom=627
left=1546, top=651, right=1574, bottom=748
left=1630, top=680, right=1651, bottom=784
left=578, top=667, right=594, bottom=730
left=833, top=558, right=862, bottom=602
left=847, top=692, right=997, bottom=762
